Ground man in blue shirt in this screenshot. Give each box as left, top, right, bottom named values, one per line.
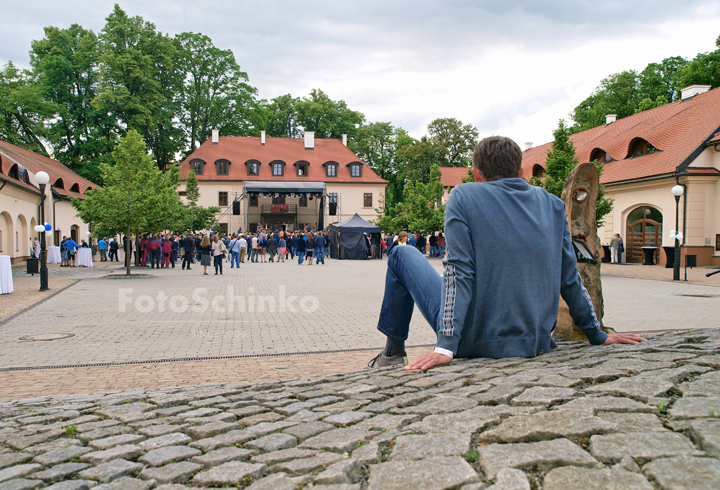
left=98, top=238, right=107, bottom=261
left=369, top=136, right=645, bottom=370
left=64, top=237, right=79, bottom=267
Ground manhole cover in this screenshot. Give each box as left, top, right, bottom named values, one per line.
left=20, top=333, right=75, bottom=341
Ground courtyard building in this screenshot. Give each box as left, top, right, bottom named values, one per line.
left=0, top=140, right=97, bottom=263
left=178, top=131, right=387, bottom=233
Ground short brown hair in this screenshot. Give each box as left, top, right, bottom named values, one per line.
left=472, top=136, right=522, bottom=181
left=398, top=231, right=408, bottom=242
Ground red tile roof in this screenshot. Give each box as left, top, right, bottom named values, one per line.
left=0, top=140, right=98, bottom=197
left=179, top=136, right=388, bottom=184
left=440, top=167, right=472, bottom=188
left=521, top=87, right=720, bottom=184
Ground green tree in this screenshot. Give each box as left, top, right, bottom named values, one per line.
left=72, top=130, right=185, bottom=275
left=294, top=89, right=365, bottom=140
left=182, top=169, right=220, bottom=232
left=376, top=165, right=445, bottom=234
left=176, top=32, right=257, bottom=155
left=427, top=117, right=478, bottom=167
left=396, top=136, right=443, bottom=183
left=254, top=94, right=300, bottom=138
left=0, top=62, right=52, bottom=156
left=30, top=24, right=117, bottom=184
left=679, top=34, right=720, bottom=89
left=571, top=70, right=640, bottom=132
left=638, top=56, right=688, bottom=102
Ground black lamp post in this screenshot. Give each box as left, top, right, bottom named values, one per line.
left=671, top=184, right=684, bottom=281
left=36, top=171, right=50, bottom=291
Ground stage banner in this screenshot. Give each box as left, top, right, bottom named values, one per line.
left=271, top=204, right=289, bottom=213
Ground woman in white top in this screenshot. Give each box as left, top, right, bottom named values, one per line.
left=212, top=235, right=224, bottom=275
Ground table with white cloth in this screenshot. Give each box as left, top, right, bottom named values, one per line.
left=0, top=255, right=13, bottom=294
left=47, top=246, right=61, bottom=264
left=76, top=248, right=93, bottom=267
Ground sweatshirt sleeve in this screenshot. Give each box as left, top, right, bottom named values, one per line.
left=436, top=189, right=476, bottom=355
left=559, top=214, right=608, bottom=345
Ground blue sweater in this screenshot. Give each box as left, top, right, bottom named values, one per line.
left=436, top=178, right=607, bottom=358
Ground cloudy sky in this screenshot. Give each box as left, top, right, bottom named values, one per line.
left=3, top=1, right=720, bottom=147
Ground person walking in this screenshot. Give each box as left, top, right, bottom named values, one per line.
left=198, top=235, right=212, bottom=275
left=314, top=232, right=326, bottom=265
left=212, top=234, right=224, bottom=274
left=258, top=235, right=267, bottom=263
left=182, top=233, right=194, bottom=270
left=290, top=233, right=298, bottom=260
left=296, top=232, right=307, bottom=264
left=267, top=234, right=278, bottom=263
left=239, top=235, right=247, bottom=263
left=228, top=235, right=241, bottom=268
left=306, top=232, right=315, bottom=265
left=617, top=234, right=624, bottom=263
left=278, top=236, right=287, bottom=262
left=251, top=234, right=259, bottom=262
left=108, top=238, right=119, bottom=262
left=610, top=233, right=621, bottom=264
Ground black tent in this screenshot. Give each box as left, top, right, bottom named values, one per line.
left=329, top=214, right=382, bottom=260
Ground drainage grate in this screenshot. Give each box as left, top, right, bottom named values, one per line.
left=0, top=344, right=435, bottom=372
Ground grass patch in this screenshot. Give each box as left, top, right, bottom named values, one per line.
left=65, top=425, right=78, bottom=437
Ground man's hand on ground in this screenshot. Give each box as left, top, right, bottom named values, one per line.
left=405, top=351, right=452, bottom=371
left=602, top=333, right=647, bottom=345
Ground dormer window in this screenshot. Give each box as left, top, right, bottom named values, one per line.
left=190, top=159, right=205, bottom=175
left=246, top=160, right=260, bottom=176
left=325, top=161, right=338, bottom=177
left=532, top=165, right=545, bottom=178
left=295, top=161, right=309, bottom=177
left=17, top=167, right=30, bottom=184
left=349, top=162, right=362, bottom=178
left=590, top=148, right=613, bottom=163
left=8, top=164, right=18, bottom=180
left=215, top=159, right=230, bottom=176
left=627, top=138, right=658, bottom=159
left=70, top=183, right=80, bottom=193
left=54, top=178, right=64, bottom=189
left=270, top=160, right=285, bottom=177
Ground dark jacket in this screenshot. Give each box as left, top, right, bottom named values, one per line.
left=267, top=237, right=278, bottom=251
left=296, top=238, right=306, bottom=252
left=314, top=234, right=326, bottom=248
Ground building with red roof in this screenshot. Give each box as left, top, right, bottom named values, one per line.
left=0, top=140, right=98, bottom=262
left=179, top=131, right=387, bottom=233
left=521, top=85, right=720, bottom=266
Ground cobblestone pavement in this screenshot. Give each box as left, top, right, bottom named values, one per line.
left=0, top=329, right=719, bottom=489
left=0, top=278, right=76, bottom=324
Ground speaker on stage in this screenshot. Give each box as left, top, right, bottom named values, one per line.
left=232, top=201, right=241, bottom=215
left=329, top=202, right=337, bottom=216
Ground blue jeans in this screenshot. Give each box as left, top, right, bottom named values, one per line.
left=214, top=255, right=223, bottom=274
left=231, top=251, right=240, bottom=267
left=297, top=251, right=305, bottom=264
left=430, top=245, right=439, bottom=257
left=315, top=248, right=325, bottom=264
left=250, top=249, right=258, bottom=262
left=291, top=246, right=297, bottom=259
left=377, top=245, right=442, bottom=341
left=150, top=250, right=161, bottom=268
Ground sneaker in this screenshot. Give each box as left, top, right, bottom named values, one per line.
left=368, top=351, right=408, bottom=368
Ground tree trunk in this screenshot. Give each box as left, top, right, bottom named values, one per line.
left=126, top=226, right=131, bottom=276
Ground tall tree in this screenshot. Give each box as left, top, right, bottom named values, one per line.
left=427, top=117, right=478, bottom=167
left=73, top=130, right=185, bottom=275
left=254, top=94, right=300, bottom=138
left=0, top=62, right=52, bottom=156
left=571, top=71, right=640, bottom=132
left=638, top=56, right=689, bottom=103
left=30, top=24, right=116, bottom=184
left=176, top=32, right=257, bottom=155
left=376, top=165, right=445, bottom=234
left=396, top=136, right=443, bottom=184
left=679, top=34, right=720, bottom=89
left=294, top=89, right=365, bottom=139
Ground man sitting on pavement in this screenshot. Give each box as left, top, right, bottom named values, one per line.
left=369, top=136, right=645, bottom=371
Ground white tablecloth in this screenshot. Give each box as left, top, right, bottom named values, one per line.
left=0, top=255, right=13, bottom=294
left=47, top=246, right=61, bottom=264
left=76, top=248, right=93, bottom=267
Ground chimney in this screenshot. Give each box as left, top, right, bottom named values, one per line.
left=681, top=84, right=711, bottom=100
left=304, top=131, right=315, bottom=150
left=212, top=129, right=219, bottom=144
left=605, top=114, right=617, bottom=125
left=525, top=142, right=533, bottom=151
left=342, top=134, right=347, bottom=146
left=261, top=130, right=266, bottom=146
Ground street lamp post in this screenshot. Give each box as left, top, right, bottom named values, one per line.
left=671, top=185, right=684, bottom=281
left=36, top=171, right=50, bottom=291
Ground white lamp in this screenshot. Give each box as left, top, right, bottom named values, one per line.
left=36, top=171, right=50, bottom=186
left=671, top=185, right=683, bottom=197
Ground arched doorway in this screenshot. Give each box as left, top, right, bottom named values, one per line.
left=16, top=214, right=29, bottom=257
left=71, top=224, right=80, bottom=243
left=626, top=206, right=663, bottom=263
left=0, top=211, right=13, bottom=255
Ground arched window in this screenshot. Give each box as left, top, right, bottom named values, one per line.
left=532, top=165, right=545, bottom=178
left=324, top=161, right=338, bottom=178
left=17, top=167, right=30, bottom=184
left=8, top=164, right=18, bottom=180
left=54, top=178, right=64, bottom=189
left=627, top=138, right=658, bottom=159
left=590, top=148, right=613, bottom=163
left=347, top=162, right=363, bottom=178
left=294, top=160, right=310, bottom=177
left=215, top=159, right=230, bottom=176
left=0, top=155, right=3, bottom=174
left=190, top=159, right=205, bottom=175
left=270, top=160, right=285, bottom=177
left=70, top=183, right=80, bottom=193
left=245, top=159, right=260, bottom=176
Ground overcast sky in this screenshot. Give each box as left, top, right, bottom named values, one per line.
left=3, top=1, right=720, bottom=147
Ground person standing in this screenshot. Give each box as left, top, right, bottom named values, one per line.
left=161, top=235, right=172, bottom=268
left=228, top=235, right=240, bottom=268
left=182, top=233, right=194, bottom=270
left=140, top=234, right=149, bottom=266
left=251, top=234, right=259, bottom=262
left=108, top=237, right=119, bottom=262
left=65, top=236, right=79, bottom=267
left=212, top=234, right=224, bottom=274
left=98, top=238, right=107, bottom=261
left=291, top=233, right=298, bottom=260
left=617, top=234, right=624, bottom=263
left=60, top=236, right=69, bottom=267
left=278, top=236, right=287, bottom=262
left=258, top=235, right=267, bottom=263
left=267, top=234, right=278, bottom=263
left=610, top=233, right=620, bottom=264
left=239, top=235, right=247, bottom=264
left=437, top=232, right=445, bottom=257
left=306, top=232, right=315, bottom=265
left=429, top=233, right=438, bottom=257
left=199, top=235, right=212, bottom=275
left=149, top=235, right=161, bottom=269
left=314, top=232, right=326, bottom=265
left=296, top=232, right=307, bottom=264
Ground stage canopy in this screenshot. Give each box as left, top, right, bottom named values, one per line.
left=329, top=213, right=381, bottom=233
left=243, top=181, right=325, bottom=195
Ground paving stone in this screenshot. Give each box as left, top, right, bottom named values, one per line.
left=189, top=429, right=254, bottom=452
left=246, top=472, right=308, bottom=490
left=643, top=455, right=720, bottom=490
left=471, top=385, right=525, bottom=405
left=32, top=445, right=93, bottom=466
left=154, top=485, right=203, bottom=490
left=351, top=442, right=381, bottom=465
left=316, top=399, right=372, bottom=414
left=178, top=407, right=221, bottom=419
left=584, top=367, right=709, bottom=402
left=589, top=432, right=703, bottom=463
left=139, top=445, right=201, bottom=466
left=191, top=446, right=255, bottom=467
left=138, top=432, right=192, bottom=451
left=23, top=437, right=83, bottom=455
left=275, top=401, right=320, bottom=415
left=148, top=394, right=193, bottom=408
left=190, top=396, right=231, bottom=407
left=191, top=460, right=266, bottom=486
left=263, top=398, right=295, bottom=408
left=93, top=476, right=156, bottom=489
left=323, top=411, right=373, bottom=427
left=237, top=412, right=285, bottom=427
left=245, top=433, right=298, bottom=452
left=543, top=465, right=653, bottom=490
left=17, top=411, right=80, bottom=425
left=480, top=409, right=615, bottom=443
left=271, top=452, right=345, bottom=475
left=301, top=428, right=374, bottom=452
left=391, top=433, right=471, bottom=460
left=154, top=406, right=193, bottom=417
left=404, top=374, right=464, bottom=390
left=6, top=428, right=65, bottom=450
left=282, top=421, right=334, bottom=440
left=229, top=406, right=268, bottom=418
left=596, top=412, right=667, bottom=433
left=690, top=418, right=720, bottom=457
left=77, top=425, right=134, bottom=442
left=139, top=461, right=202, bottom=484
left=356, top=413, right=421, bottom=432
left=553, top=396, right=658, bottom=414
left=483, top=467, right=530, bottom=490
left=89, top=433, right=146, bottom=449
left=95, top=402, right=154, bottom=418
left=138, top=423, right=188, bottom=437
left=75, top=420, right=121, bottom=433
left=392, top=395, right=477, bottom=415
left=77, top=458, right=144, bottom=483
left=314, top=458, right=362, bottom=485
left=251, top=447, right=318, bottom=465
left=0, top=452, right=32, bottom=470
left=80, top=444, right=143, bottom=465
left=29, top=462, right=90, bottom=482
left=669, top=397, right=720, bottom=420
left=42, top=481, right=96, bottom=490
left=0, top=463, right=42, bottom=482
left=367, top=456, right=479, bottom=490
left=510, top=387, right=575, bottom=406
left=478, top=438, right=598, bottom=479
left=185, top=421, right=238, bottom=439
left=310, top=485, right=360, bottom=490
left=678, top=371, right=720, bottom=397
